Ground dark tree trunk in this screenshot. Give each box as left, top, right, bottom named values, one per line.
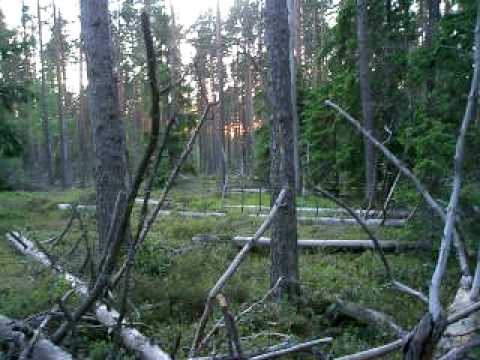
left=265, top=0, right=299, bottom=300
left=37, top=0, right=54, bottom=186
left=425, top=0, right=440, bottom=96
left=78, top=43, right=89, bottom=188
left=216, top=0, right=227, bottom=190
left=53, top=7, right=70, bottom=189
left=81, top=0, right=130, bottom=252
left=356, top=0, right=377, bottom=204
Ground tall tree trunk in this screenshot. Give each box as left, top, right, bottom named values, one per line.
left=425, top=0, right=440, bottom=96
left=216, top=0, right=227, bottom=190
left=78, top=43, right=89, bottom=187
left=21, top=1, right=34, bottom=183
left=81, top=0, right=130, bottom=251
left=37, top=0, right=54, bottom=186
left=53, top=6, right=69, bottom=189
left=356, top=0, right=377, bottom=204
left=265, top=0, right=299, bottom=300
left=287, top=0, right=302, bottom=193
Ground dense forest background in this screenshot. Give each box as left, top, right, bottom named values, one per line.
left=1, top=0, right=478, bottom=205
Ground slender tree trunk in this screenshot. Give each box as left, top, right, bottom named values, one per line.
left=265, top=0, right=299, bottom=300
left=53, top=7, right=69, bottom=189
left=37, top=0, right=54, bottom=186
left=216, top=0, right=227, bottom=190
left=356, top=0, right=377, bottom=204
left=81, top=0, right=130, bottom=251
left=425, top=0, right=440, bottom=96
left=78, top=43, right=89, bottom=187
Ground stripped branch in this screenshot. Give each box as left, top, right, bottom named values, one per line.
left=190, top=189, right=287, bottom=357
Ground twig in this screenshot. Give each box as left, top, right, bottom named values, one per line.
left=199, top=277, right=284, bottom=351
left=216, top=294, right=243, bottom=358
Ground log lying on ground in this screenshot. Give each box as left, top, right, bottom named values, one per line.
left=57, top=203, right=95, bottom=211
left=193, top=235, right=427, bottom=252
left=327, top=299, right=406, bottom=338
left=58, top=203, right=225, bottom=218
left=5, top=232, right=171, bottom=360
left=225, top=204, right=409, bottom=218
left=250, top=214, right=406, bottom=227
left=0, top=314, right=72, bottom=360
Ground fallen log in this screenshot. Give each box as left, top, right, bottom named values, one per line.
left=0, top=314, right=72, bottom=360
left=327, top=299, right=405, bottom=338
left=194, top=235, right=427, bottom=252
left=5, top=232, right=171, bottom=360
left=250, top=214, right=406, bottom=227
left=58, top=203, right=225, bottom=218
left=225, top=204, right=409, bottom=218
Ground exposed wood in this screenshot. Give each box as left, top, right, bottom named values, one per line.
left=252, top=213, right=406, bottom=227
left=249, top=337, right=332, bottom=360
left=438, top=337, right=480, bottom=360
left=429, top=0, right=480, bottom=321
left=6, top=231, right=171, bottom=360
left=231, top=237, right=427, bottom=251
left=225, top=204, right=409, bottom=218
left=334, top=338, right=405, bottom=360
left=0, top=314, right=72, bottom=360
left=190, top=337, right=332, bottom=360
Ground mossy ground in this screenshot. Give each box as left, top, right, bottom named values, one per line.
left=0, top=178, right=464, bottom=359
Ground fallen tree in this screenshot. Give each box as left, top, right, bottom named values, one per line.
left=193, top=235, right=426, bottom=252
left=0, top=314, right=72, bottom=360
left=251, top=214, right=406, bottom=227
left=5, top=231, right=171, bottom=360
left=224, top=204, right=410, bottom=218
left=327, top=299, right=406, bottom=338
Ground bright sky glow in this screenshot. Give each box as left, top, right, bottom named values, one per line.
left=0, top=0, right=235, bottom=92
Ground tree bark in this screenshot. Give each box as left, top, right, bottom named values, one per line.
left=37, top=0, right=54, bottom=186
left=81, top=0, right=130, bottom=252
left=356, top=0, right=377, bottom=204
left=288, top=0, right=302, bottom=193
left=53, top=6, right=70, bottom=189
left=216, top=0, right=227, bottom=191
left=0, top=314, right=72, bottom=360
left=265, top=0, right=299, bottom=299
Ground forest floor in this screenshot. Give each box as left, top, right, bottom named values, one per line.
left=0, top=177, right=463, bottom=359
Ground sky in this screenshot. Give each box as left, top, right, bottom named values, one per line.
left=0, top=0, right=235, bottom=92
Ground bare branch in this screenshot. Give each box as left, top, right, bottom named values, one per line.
left=334, top=338, right=405, bottom=360
left=190, top=189, right=288, bottom=357
left=324, top=100, right=472, bottom=314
